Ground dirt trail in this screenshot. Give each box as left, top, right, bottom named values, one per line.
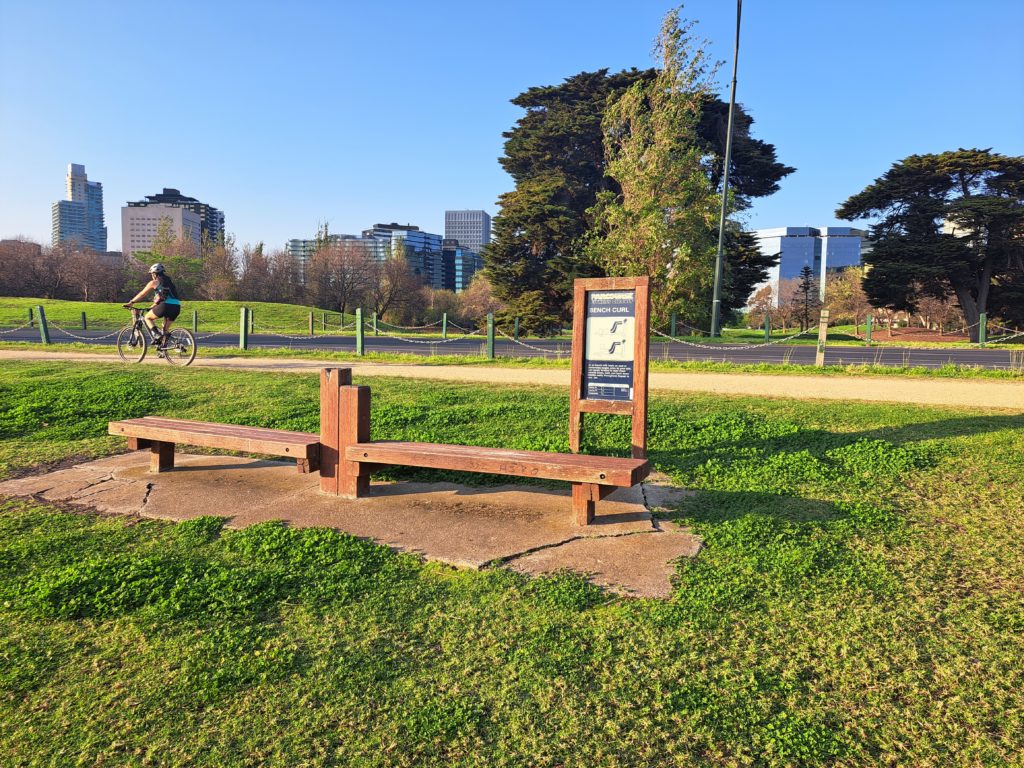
left=2, top=349, right=1022, bottom=410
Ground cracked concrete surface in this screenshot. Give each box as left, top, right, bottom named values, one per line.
left=0, top=454, right=701, bottom=597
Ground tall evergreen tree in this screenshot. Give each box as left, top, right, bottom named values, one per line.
left=837, top=148, right=1024, bottom=340
left=584, top=10, right=719, bottom=318
left=486, top=69, right=652, bottom=330
left=486, top=17, right=792, bottom=329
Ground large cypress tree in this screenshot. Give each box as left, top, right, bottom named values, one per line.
left=486, top=31, right=792, bottom=329
left=837, top=148, right=1024, bottom=339
left=486, top=69, right=652, bottom=330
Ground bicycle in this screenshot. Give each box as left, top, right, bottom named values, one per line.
left=117, top=305, right=197, bottom=366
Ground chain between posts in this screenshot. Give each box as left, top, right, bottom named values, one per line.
left=651, top=327, right=813, bottom=350
left=371, top=327, right=484, bottom=343
left=0, top=321, right=34, bottom=335
left=375, top=319, right=443, bottom=331
left=496, top=329, right=567, bottom=356
left=47, top=322, right=122, bottom=340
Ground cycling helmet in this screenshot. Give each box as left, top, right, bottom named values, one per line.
left=149, top=263, right=165, bottom=275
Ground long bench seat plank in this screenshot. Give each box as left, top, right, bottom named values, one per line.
left=109, top=417, right=319, bottom=460
left=345, top=441, right=649, bottom=486
left=114, top=416, right=319, bottom=442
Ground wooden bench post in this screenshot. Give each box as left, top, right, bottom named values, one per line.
left=320, top=368, right=353, bottom=493
left=572, top=483, right=596, bottom=526
left=151, top=441, right=175, bottom=472
left=338, top=385, right=371, bottom=498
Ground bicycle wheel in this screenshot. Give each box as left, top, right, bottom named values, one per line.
left=116, top=324, right=148, bottom=363
left=162, top=328, right=196, bottom=366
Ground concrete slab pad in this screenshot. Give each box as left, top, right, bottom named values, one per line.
left=0, top=452, right=702, bottom=597
left=506, top=531, right=702, bottom=598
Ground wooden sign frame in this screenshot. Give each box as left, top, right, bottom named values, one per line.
left=569, top=276, right=650, bottom=459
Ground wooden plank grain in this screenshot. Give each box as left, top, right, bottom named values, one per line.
left=345, top=442, right=648, bottom=486
left=631, top=277, right=650, bottom=459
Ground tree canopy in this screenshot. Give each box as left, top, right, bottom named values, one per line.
left=485, top=12, right=793, bottom=330
left=837, top=148, right=1024, bottom=339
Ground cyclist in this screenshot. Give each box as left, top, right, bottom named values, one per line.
left=123, top=263, right=181, bottom=346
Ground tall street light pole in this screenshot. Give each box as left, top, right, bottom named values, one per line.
left=710, top=0, right=743, bottom=338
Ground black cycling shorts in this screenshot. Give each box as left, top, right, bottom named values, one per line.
left=152, top=302, right=181, bottom=321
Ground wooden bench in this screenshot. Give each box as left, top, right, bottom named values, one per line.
left=107, top=368, right=650, bottom=526
left=108, top=416, right=320, bottom=474
left=319, top=371, right=650, bottom=525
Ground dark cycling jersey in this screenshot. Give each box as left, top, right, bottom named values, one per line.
left=154, top=274, right=181, bottom=305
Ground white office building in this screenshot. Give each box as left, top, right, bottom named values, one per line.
left=444, top=210, right=491, bottom=255
left=121, top=204, right=201, bottom=260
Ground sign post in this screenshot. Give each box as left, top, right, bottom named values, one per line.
left=569, top=277, right=650, bottom=459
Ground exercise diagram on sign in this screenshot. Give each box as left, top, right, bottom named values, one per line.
left=584, top=290, right=636, bottom=401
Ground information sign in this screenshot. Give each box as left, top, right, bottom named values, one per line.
left=584, top=290, right=636, bottom=401
left=569, top=277, right=650, bottom=458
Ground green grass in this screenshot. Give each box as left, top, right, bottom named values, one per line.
left=4, top=338, right=1024, bottom=380
left=1, top=362, right=1023, bottom=765
left=0, top=297, right=357, bottom=333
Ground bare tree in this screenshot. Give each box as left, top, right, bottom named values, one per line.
left=368, top=254, right=422, bottom=320
left=915, top=289, right=965, bottom=334
left=197, top=234, right=239, bottom=300
left=457, top=274, right=504, bottom=325
left=305, top=241, right=374, bottom=314
left=237, top=243, right=273, bottom=302
left=825, top=268, right=872, bottom=333
left=267, top=249, right=302, bottom=304
left=774, top=278, right=800, bottom=333
left=746, top=284, right=774, bottom=329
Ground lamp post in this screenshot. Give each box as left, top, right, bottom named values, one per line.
left=710, top=0, right=743, bottom=338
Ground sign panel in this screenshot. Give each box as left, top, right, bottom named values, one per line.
left=584, top=290, right=636, bottom=401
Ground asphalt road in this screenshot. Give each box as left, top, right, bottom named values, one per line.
left=6, top=325, right=1020, bottom=370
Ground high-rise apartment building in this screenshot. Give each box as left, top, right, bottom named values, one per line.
left=51, top=163, right=107, bottom=251
left=286, top=235, right=386, bottom=282
left=444, top=210, right=491, bottom=255
left=751, top=226, right=869, bottom=303
left=121, top=204, right=201, bottom=260
left=125, top=188, right=225, bottom=244
left=363, top=223, right=444, bottom=288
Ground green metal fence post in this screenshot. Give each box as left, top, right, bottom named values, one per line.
left=865, top=312, right=872, bottom=346
left=36, top=305, right=50, bottom=344
left=486, top=312, right=495, bottom=359
left=670, top=311, right=677, bottom=338
left=979, top=312, right=987, bottom=346
left=81, top=311, right=87, bottom=330
left=239, top=307, right=249, bottom=350
left=514, top=316, right=520, bottom=341
left=249, top=309, right=254, bottom=335
left=192, top=310, right=198, bottom=333
left=355, top=308, right=364, bottom=355
left=321, top=313, right=326, bottom=332
left=442, top=313, right=447, bottom=340
left=763, top=313, right=770, bottom=342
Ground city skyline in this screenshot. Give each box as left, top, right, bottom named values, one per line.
left=2, top=1, right=1022, bottom=252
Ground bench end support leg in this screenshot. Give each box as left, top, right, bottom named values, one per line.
left=572, top=483, right=596, bottom=526
left=339, top=465, right=369, bottom=498
left=150, top=441, right=174, bottom=473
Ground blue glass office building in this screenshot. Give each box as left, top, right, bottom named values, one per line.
left=752, top=226, right=868, bottom=302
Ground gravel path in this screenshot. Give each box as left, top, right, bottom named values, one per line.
left=3, top=349, right=1022, bottom=410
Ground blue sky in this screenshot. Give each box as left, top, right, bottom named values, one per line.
left=1, top=0, right=1022, bottom=251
